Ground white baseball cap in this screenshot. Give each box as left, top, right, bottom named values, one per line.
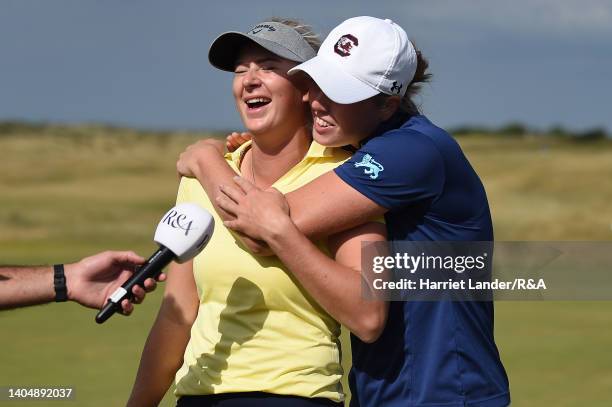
left=289, top=16, right=417, bottom=104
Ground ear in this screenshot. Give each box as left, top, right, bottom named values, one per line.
left=379, top=96, right=401, bottom=122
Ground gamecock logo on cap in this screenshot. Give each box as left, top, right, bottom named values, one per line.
left=334, top=34, right=359, bottom=57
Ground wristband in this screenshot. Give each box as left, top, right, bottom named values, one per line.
left=53, top=264, right=68, bottom=302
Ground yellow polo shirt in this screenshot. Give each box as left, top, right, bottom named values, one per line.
left=174, top=141, right=351, bottom=402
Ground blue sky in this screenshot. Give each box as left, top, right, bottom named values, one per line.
left=1, top=0, right=611, bottom=132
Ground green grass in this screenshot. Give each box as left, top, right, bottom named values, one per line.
left=1, top=127, right=611, bottom=406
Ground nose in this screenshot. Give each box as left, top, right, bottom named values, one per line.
left=243, top=66, right=262, bottom=90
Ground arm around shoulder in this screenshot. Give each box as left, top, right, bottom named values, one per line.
left=265, top=217, right=389, bottom=343
left=177, top=142, right=274, bottom=256
left=285, top=171, right=387, bottom=240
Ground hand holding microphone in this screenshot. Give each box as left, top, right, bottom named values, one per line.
left=95, top=203, right=214, bottom=324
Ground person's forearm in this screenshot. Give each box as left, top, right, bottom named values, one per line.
left=285, top=171, right=387, bottom=241
left=192, top=147, right=272, bottom=255
left=191, top=147, right=239, bottom=219
left=127, top=305, right=192, bottom=407
left=288, top=193, right=372, bottom=240
left=0, top=266, right=54, bottom=310
left=264, top=221, right=385, bottom=343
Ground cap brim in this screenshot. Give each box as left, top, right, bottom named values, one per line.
left=288, top=55, right=380, bottom=104
left=209, top=32, right=306, bottom=72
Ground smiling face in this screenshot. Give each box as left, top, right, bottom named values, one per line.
left=308, top=81, right=396, bottom=148
left=232, top=46, right=308, bottom=136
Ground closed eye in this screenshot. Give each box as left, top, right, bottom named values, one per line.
left=260, top=64, right=278, bottom=71
left=234, top=57, right=281, bottom=73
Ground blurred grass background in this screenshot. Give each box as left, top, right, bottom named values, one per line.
left=1, top=124, right=611, bottom=406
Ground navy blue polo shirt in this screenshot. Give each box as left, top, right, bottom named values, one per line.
left=334, top=115, right=510, bottom=407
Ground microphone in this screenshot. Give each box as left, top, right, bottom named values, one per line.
left=95, top=203, right=214, bottom=324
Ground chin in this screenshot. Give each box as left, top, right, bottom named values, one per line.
left=313, top=133, right=341, bottom=148
left=243, top=120, right=270, bottom=135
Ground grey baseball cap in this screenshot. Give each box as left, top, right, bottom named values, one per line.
left=208, top=21, right=317, bottom=72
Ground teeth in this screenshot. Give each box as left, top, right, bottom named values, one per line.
left=246, top=97, right=271, bottom=105
left=315, top=117, right=332, bottom=128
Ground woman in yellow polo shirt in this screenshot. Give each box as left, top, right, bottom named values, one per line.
left=127, top=19, right=387, bottom=407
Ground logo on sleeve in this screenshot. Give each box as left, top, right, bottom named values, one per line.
left=354, top=154, right=384, bottom=179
